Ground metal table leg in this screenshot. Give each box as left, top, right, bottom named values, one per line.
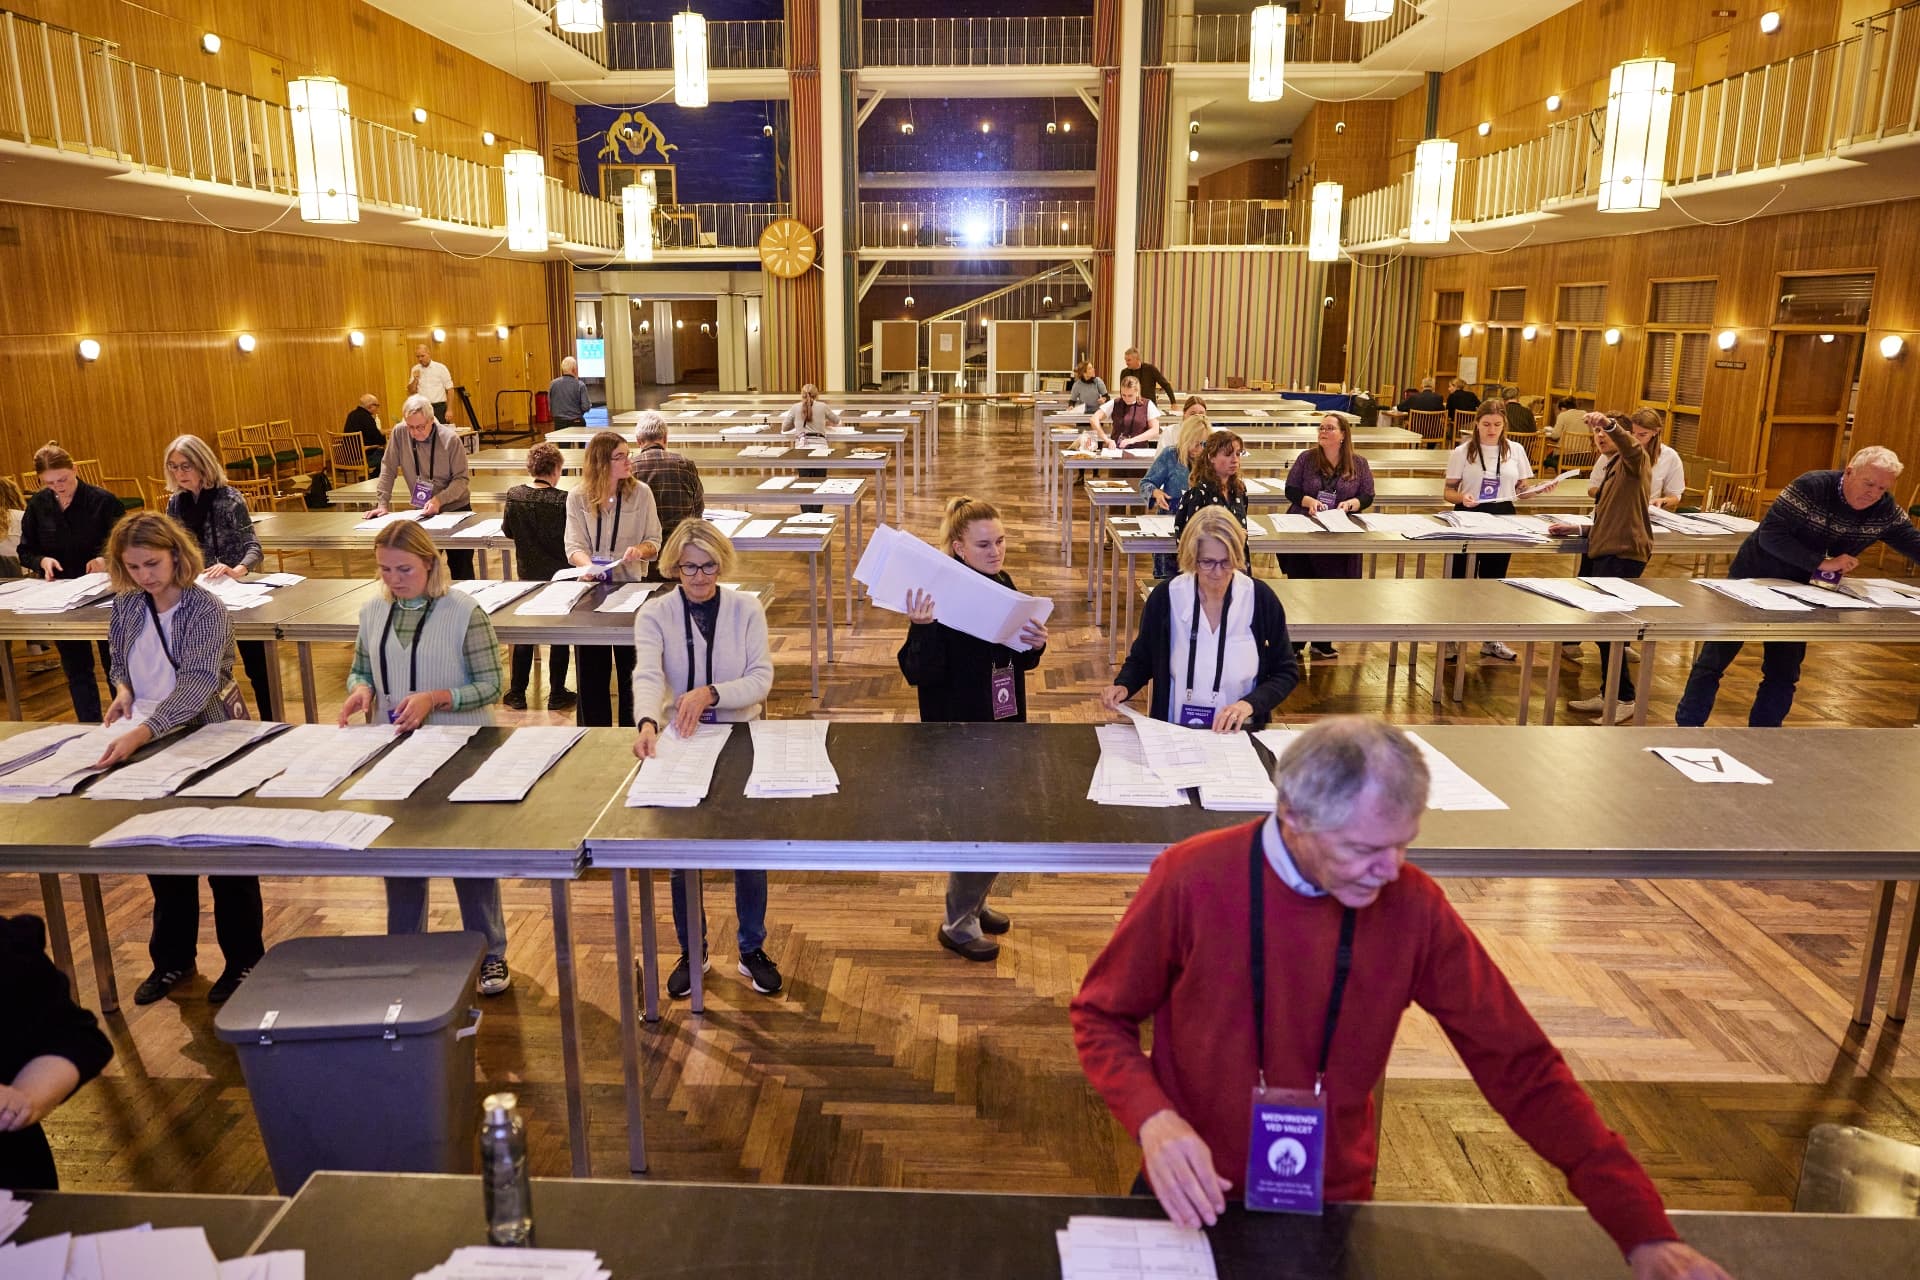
left=1632, top=640, right=1656, bottom=725
left=1542, top=643, right=1563, bottom=724
left=638, top=868, right=660, bottom=1023
left=825, top=543, right=837, bottom=662
left=298, top=642, right=319, bottom=723
left=40, top=874, right=75, bottom=997
left=262, top=639, right=287, bottom=720
left=686, top=871, right=707, bottom=1014
left=78, top=874, right=119, bottom=1014
left=1888, top=884, right=1920, bottom=1022
left=844, top=511, right=855, bottom=627
left=1855, top=882, right=1900, bottom=1024
left=1516, top=642, right=1535, bottom=724
left=1600, top=641, right=1625, bottom=725
left=610, top=870, right=649, bottom=1173
left=807, top=553, right=821, bottom=698
left=550, top=878, right=592, bottom=1177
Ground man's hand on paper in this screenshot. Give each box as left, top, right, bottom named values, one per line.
left=1211, top=700, right=1253, bottom=733
left=1098, top=685, right=1132, bottom=712
left=1819, top=554, right=1859, bottom=575
left=1139, top=1109, right=1231, bottom=1229
left=905, top=588, right=937, bottom=625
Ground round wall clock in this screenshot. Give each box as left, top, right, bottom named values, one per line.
left=758, top=218, right=817, bottom=278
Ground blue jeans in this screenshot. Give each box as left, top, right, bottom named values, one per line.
left=384, top=877, right=508, bottom=959
left=1674, top=640, right=1808, bottom=727
left=671, top=869, right=769, bottom=955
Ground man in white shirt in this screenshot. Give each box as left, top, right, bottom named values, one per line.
left=408, top=344, right=455, bottom=424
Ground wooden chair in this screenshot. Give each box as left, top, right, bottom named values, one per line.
left=270, top=418, right=327, bottom=476
left=1554, top=432, right=1599, bottom=472
left=72, top=458, right=146, bottom=511
left=1408, top=409, right=1449, bottom=448
left=1506, top=429, right=1546, bottom=470
left=1452, top=408, right=1479, bottom=441
left=235, top=424, right=282, bottom=486
left=1795, top=1124, right=1920, bottom=1216
left=1728, top=485, right=1768, bottom=520
left=327, top=433, right=370, bottom=486
left=1701, top=469, right=1765, bottom=513
left=216, top=428, right=260, bottom=484
left=257, top=420, right=302, bottom=485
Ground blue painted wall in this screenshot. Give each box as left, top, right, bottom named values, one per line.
left=578, top=101, right=783, bottom=203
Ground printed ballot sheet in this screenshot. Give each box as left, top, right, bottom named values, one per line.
left=1312, top=508, right=1363, bottom=533
left=254, top=725, right=401, bottom=798
left=594, top=582, right=657, bottom=614
left=627, top=722, right=734, bottom=807
left=419, top=512, right=471, bottom=530
left=0, top=723, right=95, bottom=778
left=342, top=725, right=480, bottom=800
left=411, top=1245, right=608, bottom=1280
left=3, top=571, right=111, bottom=613
left=1406, top=733, right=1509, bottom=810
left=515, top=582, right=594, bottom=615
left=0, top=1221, right=302, bottom=1280
left=0, top=1188, right=24, bottom=1244
left=1088, top=724, right=1189, bottom=807
left=854, top=524, right=1053, bottom=651
left=1579, top=576, right=1681, bottom=607
left=451, top=518, right=505, bottom=539
left=1504, top=578, right=1639, bottom=612
left=353, top=511, right=423, bottom=533
left=1355, top=513, right=1448, bottom=537
left=91, top=807, right=393, bottom=851
left=1760, top=581, right=1877, bottom=609
left=462, top=581, right=543, bottom=614
left=1693, top=578, right=1815, bottom=611
left=1195, top=731, right=1278, bottom=812
left=1056, top=1216, right=1217, bottom=1280
left=87, top=721, right=288, bottom=801
left=1647, top=746, right=1772, bottom=784
left=448, top=726, right=587, bottom=802
left=196, top=574, right=275, bottom=611
left=1116, top=707, right=1213, bottom=788
left=745, top=719, right=839, bottom=797
left=0, top=719, right=153, bottom=801
left=1266, top=513, right=1323, bottom=534
left=180, top=723, right=360, bottom=797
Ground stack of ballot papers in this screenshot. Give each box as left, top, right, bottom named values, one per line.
left=0, top=1222, right=303, bottom=1280
left=594, top=582, right=657, bottom=613
left=91, top=807, right=394, bottom=850
left=848, top=449, right=888, bottom=459
left=1261, top=513, right=1321, bottom=534
left=515, top=582, right=593, bottom=615
left=181, top=724, right=373, bottom=797
left=1056, top=1216, right=1217, bottom=1280
left=0, top=721, right=152, bottom=801
left=1833, top=577, right=1920, bottom=606
left=1099, top=710, right=1278, bottom=811
left=1649, top=508, right=1741, bottom=536
left=734, top=518, right=781, bottom=539
left=855, top=525, right=1053, bottom=651
left=1433, top=511, right=1551, bottom=541
left=1693, top=578, right=1815, bottom=611
left=745, top=719, right=838, bottom=797
left=87, top=721, right=288, bottom=801
left=1256, top=729, right=1507, bottom=810
left=0, top=724, right=95, bottom=779
left=451, top=518, right=505, bottom=539
left=737, top=444, right=787, bottom=456
left=196, top=574, right=275, bottom=611
left=1313, top=508, right=1364, bottom=533
left=1753, top=580, right=1878, bottom=609
left=353, top=511, right=423, bottom=532
left=343, top=725, right=479, bottom=800
left=627, top=722, right=733, bottom=806
left=756, top=476, right=795, bottom=489
left=1132, top=514, right=1176, bottom=537
left=256, top=725, right=401, bottom=797
left=462, top=580, right=542, bottom=614
left=420, top=512, right=471, bottom=530
left=1504, top=578, right=1639, bottom=612
left=1679, top=510, right=1759, bottom=533
left=1354, top=513, right=1449, bottom=536
left=1087, top=724, right=1187, bottom=806
left=449, top=726, right=586, bottom=801
left=1579, top=576, right=1681, bottom=607
left=1194, top=732, right=1277, bottom=811
left=412, top=1246, right=608, bottom=1280
left=3, top=572, right=112, bottom=613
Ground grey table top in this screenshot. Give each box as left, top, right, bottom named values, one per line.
left=13, top=1189, right=287, bottom=1258
left=327, top=475, right=870, bottom=512
left=1104, top=514, right=1747, bottom=558
left=1634, top=577, right=1920, bottom=643
left=249, top=510, right=513, bottom=551
left=547, top=427, right=903, bottom=449
left=1256, top=578, right=1643, bottom=641
left=0, top=722, right=635, bottom=878
left=275, top=578, right=774, bottom=645
left=585, top=722, right=1920, bottom=879
left=254, top=1171, right=1920, bottom=1280
left=1084, top=477, right=1597, bottom=510
left=0, top=576, right=369, bottom=643
left=1066, top=447, right=1453, bottom=476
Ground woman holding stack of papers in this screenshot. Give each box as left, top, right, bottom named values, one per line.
left=631, top=519, right=782, bottom=1000
left=1443, top=400, right=1538, bottom=662
left=1101, top=507, right=1297, bottom=732
left=337, top=520, right=512, bottom=998
left=93, top=513, right=262, bottom=1007
left=162, top=433, right=274, bottom=716
left=898, top=496, right=1050, bottom=963
left=1284, top=415, right=1377, bottom=659
left=19, top=442, right=122, bottom=723
left=565, top=431, right=662, bottom=728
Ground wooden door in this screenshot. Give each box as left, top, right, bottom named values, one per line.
left=1758, top=331, right=1862, bottom=485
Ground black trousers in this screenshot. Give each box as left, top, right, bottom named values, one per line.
left=800, top=466, right=825, bottom=514
left=0, top=1127, right=60, bottom=1191
left=509, top=644, right=572, bottom=698
left=431, top=401, right=449, bottom=424
left=56, top=639, right=111, bottom=723
left=237, top=638, right=275, bottom=716
left=147, top=873, right=264, bottom=972
left=574, top=645, right=635, bottom=726
left=1585, top=553, right=1648, bottom=703
left=1446, top=500, right=1516, bottom=581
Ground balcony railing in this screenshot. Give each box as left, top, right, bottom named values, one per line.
left=859, top=137, right=1097, bottom=172
left=860, top=199, right=1095, bottom=249
left=607, top=19, right=786, bottom=70
left=653, top=202, right=786, bottom=250
left=549, top=178, right=618, bottom=251
left=1172, top=198, right=1297, bottom=246
left=1167, top=8, right=1420, bottom=65
left=861, top=17, right=1092, bottom=67
left=541, top=3, right=607, bottom=67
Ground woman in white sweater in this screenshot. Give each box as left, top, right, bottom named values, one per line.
left=630, top=518, right=780, bottom=1001
left=566, top=430, right=662, bottom=727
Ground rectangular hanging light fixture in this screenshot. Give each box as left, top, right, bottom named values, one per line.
left=622, top=177, right=656, bottom=262
left=1598, top=57, right=1676, bottom=212
left=554, top=1, right=604, bottom=34
left=503, top=149, right=548, bottom=252
left=1345, top=0, right=1395, bottom=19
left=1248, top=5, right=1286, bottom=103
left=1407, top=138, right=1458, bottom=244
left=289, top=76, right=359, bottom=225
left=673, top=11, right=710, bottom=108
left=1308, top=182, right=1344, bottom=262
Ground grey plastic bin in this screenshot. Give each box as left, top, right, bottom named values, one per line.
left=213, top=931, right=486, bottom=1194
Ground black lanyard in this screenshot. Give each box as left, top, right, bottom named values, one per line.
left=595, top=489, right=624, bottom=555
left=1184, top=580, right=1232, bottom=704
left=410, top=429, right=438, bottom=486
left=377, top=597, right=436, bottom=700
left=144, top=593, right=179, bottom=669
left=1249, top=825, right=1356, bottom=1093
left=680, top=587, right=714, bottom=694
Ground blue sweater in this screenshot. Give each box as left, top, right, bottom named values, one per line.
left=1729, top=469, right=1920, bottom=580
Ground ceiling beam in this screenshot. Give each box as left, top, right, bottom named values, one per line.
left=857, top=261, right=888, bottom=299
left=855, top=90, right=888, bottom=129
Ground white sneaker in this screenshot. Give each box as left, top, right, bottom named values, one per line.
left=1607, top=701, right=1640, bottom=724
left=1481, top=641, right=1517, bottom=661
left=1568, top=695, right=1606, bottom=713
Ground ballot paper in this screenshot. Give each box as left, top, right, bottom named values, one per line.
left=1088, top=724, right=1189, bottom=807
left=515, top=582, right=594, bottom=615
left=1518, top=470, right=1579, bottom=497
left=91, top=807, right=394, bottom=851
left=549, top=564, right=605, bottom=581
left=703, top=509, right=753, bottom=524
left=805, top=446, right=833, bottom=457
left=815, top=477, right=864, bottom=494
left=594, top=582, right=657, bottom=613
left=218, top=1252, right=306, bottom=1280
left=87, top=721, right=289, bottom=802
left=0, top=1222, right=291, bottom=1280
left=1313, top=508, right=1362, bottom=533
left=708, top=517, right=747, bottom=538
left=1435, top=511, right=1550, bottom=542
left=1056, top=1216, right=1217, bottom=1280
left=1685, top=511, right=1761, bottom=533
left=1693, top=578, right=1815, bottom=611
left=720, top=424, right=763, bottom=435
left=860, top=409, right=883, bottom=418
left=342, top=725, right=480, bottom=800
left=1134, top=514, right=1176, bottom=538
left=1838, top=578, right=1920, bottom=606
left=757, top=475, right=795, bottom=489
left=744, top=719, right=839, bottom=797
left=1504, top=578, right=1638, bottom=612
left=1648, top=746, right=1772, bottom=784
left=1266, top=513, right=1322, bottom=534
left=196, top=574, right=275, bottom=611
left=462, top=580, right=543, bottom=614
left=1760, top=580, right=1877, bottom=609
left=451, top=518, right=506, bottom=539
left=1544, top=512, right=1594, bottom=529
left=448, top=726, right=586, bottom=802
left=255, top=572, right=306, bottom=587
left=412, top=1245, right=609, bottom=1280
left=1406, top=733, right=1508, bottom=810
left=787, top=512, right=837, bottom=524
left=735, top=518, right=781, bottom=539
left=1648, top=508, right=1733, bottom=536
left=710, top=409, right=737, bottom=418
left=1355, top=513, right=1448, bottom=536
left=0, top=724, right=95, bottom=777
left=353, top=511, right=423, bottom=532
left=1578, top=577, right=1681, bottom=607
left=255, top=725, right=401, bottom=798
left=737, top=444, right=788, bottom=457
left=1196, top=731, right=1278, bottom=812
left=178, top=724, right=338, bottom=797
left=0, top=1188, right=23, bottom=1244
left=1115, top=707, right=1212, bottom=788
left=626, top=722, right=733, bottom=807
left=1253, top=728, right=1302, bottom=764
left=849, top=449, right=888, bottom=459
left=418, top=512, right=470, bottom=531
left=0, top=719, right=152, bottom=801
left=854, top=525, right=1054, bottom=651
left=3, top=572, right=112, bottom=613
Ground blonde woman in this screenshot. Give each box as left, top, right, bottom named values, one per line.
left=630, top=519, right=780, bottom=999
left=336, top=520, right=510, bottom=997
left=565, top=430, right=661, bottom=726
left=163, top=433, right=272, bottom=713
left=1141, top=416, right=1211, bottom=579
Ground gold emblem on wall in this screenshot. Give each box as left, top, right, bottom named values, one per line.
left=598, top=110, right=678, bottom=166
left=758, top=218, right=817, bottom=278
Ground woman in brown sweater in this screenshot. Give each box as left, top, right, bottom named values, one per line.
left=1557, top=413, right=1651, bottom=722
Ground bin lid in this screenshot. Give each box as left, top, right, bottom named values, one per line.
left=213, top=932, right=486, bottom=1044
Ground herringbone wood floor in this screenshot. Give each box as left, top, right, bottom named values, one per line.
left=9, top=404, right=1920, bottom=1209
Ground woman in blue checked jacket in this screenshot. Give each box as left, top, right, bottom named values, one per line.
left=163, top=433, right=274, bottom=715
left=94, top=512, right=263, bottom=1010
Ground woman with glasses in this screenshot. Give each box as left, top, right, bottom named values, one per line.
left=631, top=519, right=782, bottom=1001
left=1283, top=415, right=1376, bottom=658
left=1100, top=507, right=1297, bottom=732
left=162, top=434, right=273, bottom=714
left=565, top=430, right=661, bottom=726
left=1173, top=430, right=1249, bottom=555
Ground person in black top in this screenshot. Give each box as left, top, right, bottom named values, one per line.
left=1173, top=430, right=1249, bottom=561
left=898, top=496, right=1049, bottom=964
left=1397, top=378, right=1445, bottom=412
left=344, top=393, right=384, bottom=476
left=19, top=441, right=122, bottom=722
left=1120, top=347, right=1178, bottom=404
left=1, top=914, right=114, bottom=1190
left=1444, top=377, right=1480, bottom=417
left=499, top=442, right=576, bottom=712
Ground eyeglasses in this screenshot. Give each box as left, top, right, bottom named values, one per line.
left=678, top=561, right=720, bottom=577
left=1195, top=556, right=1234, bottom=572
left=611, top=452, right=630, bottom=463
left=165, top=459, right=198, bottom=472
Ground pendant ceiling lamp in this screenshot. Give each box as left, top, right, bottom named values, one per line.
left=622, top=178, right=656, bottom=262
left=1597, top=57, right=1676, bottom=212
left=554, top=1, right=604, bottom=35
left=1308, top=182, right=1343, bottom=262
left=674, top=11, right=710, bottom=108
left=1345, top=0, right=1395, bottom=20
left=503, top=149, right=549, bottom=252
left=1407, top=138, right=1458, bottom=244
left=1248, top=5, right=1286, bottom=103
left=289, top=76, right=359, bottom=225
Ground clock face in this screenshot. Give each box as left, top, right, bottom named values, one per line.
left=758, top=218, right=817, bottom=278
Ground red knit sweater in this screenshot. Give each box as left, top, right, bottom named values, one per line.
left=1069, top=820, right=1677, bottom=1257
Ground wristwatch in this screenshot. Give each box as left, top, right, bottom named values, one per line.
left=638, top=717, right=660, bottom=733
left=705, top=684, right=719, bottom=705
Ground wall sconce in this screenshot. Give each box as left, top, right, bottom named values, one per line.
left=348, top=330, right=365, bottom=347
left=904, top=295, right=915, bottom=308
left=980, top=121, right=991, bottom=134
left=1715, top=329, right=1737, bottom=350
left=1881, top=334, right=1906, bottom=359
left=1188, top=149, right=1199, bottom=162
left=1521, top=325, right=1538, bottom=341
left=495, top=325, right=509, bottom=340
left=77, top=338, right=101, bottom=361
left=200, top=33, right=221, bottom=54
left=1819, top=333, right=1836, bottom=344
left=1760, top=11, right=1782, bottom=35
left=1603, top=328, right=1622, bottom=345
left=1545, top=95, right=1561, bottom=112
left=236, top=333, right=257, bottom=353
left=639, top=319, right=651, bottom=332
left=1061, top=120, right=1071, bottom=133
left=412, top=107, right=427, bottom=124
left=1458, top=322, right=1474, bottom=338
left=482, top=131, right=496, bottom=146
left=900, top=121, right=913, bottom=135
left=431, top=327, right=446, bottom=342
left=1476, top=121, right=1491, bottom=137
left=1047, top=122, right=1057, bottom=135
left=675, top=319, right=684, bottom=329
left=1190, top=120, right=1201, bottom=134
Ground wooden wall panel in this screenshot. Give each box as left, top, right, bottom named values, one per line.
left=1134, top=251, right=1324, bottom=390
left=0, top=201, right=551, bottom=478
left=1292, top=101, right=1394, bottom=195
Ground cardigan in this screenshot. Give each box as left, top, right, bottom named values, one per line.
left=1068, top=376, right=1109, bottom=411
left=1069, top=821, right=1678, bottom=1258
left=631, top=586, right=774, bottom=724
left=898, top=565, right=1045, bottom=722
left=500, top=482, right=571, bottom=580
left=1112, top=573, right=1297, bottom=727
left=0, top=914, right=114, bottom=1191
left=564, top=482, right=663, bottom=584
left=1585, top=418, right=1653, bottom=562
left=1284, top=450, right=1375, bottom=512
left=1727, top=468, right=1920, bottom=580
left=107, top=585, right=238, bottom=738
left=375, top=422, right=471, bottom=511
left=168, top=486, right=263, bottom=572
left=19, top=482, right=122, bottom=579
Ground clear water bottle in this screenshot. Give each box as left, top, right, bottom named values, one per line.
left=480, top=1092, right=534, bottom=1246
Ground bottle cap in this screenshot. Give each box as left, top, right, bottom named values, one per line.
left=482, top=1091, right=518, bottom=1124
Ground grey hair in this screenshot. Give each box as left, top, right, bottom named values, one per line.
left=1273, top=717, right=1429, bottom=832
left=400, top=393, right=434, bottom=420
left=633, top=410, right=668, bottom=444
left=1849, top=445, right=1904, bottom=476
left=561, top=355, right=578, bottom=374
left=1501, top=385, right=1519, bottom=398
left=1419, top=377, right=1435, bottom=391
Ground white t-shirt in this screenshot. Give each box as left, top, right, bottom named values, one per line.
left=1590, top=447, right=1685, bottom=501
left=127, top=600, right=180, bottom=716
left=1, top=509, right=21, bottom=560
left=1447, top=441, right=1534, bottom=504
left=1165, top=571, right=1260, bottom=719
left=411, top=360, right=454, bottom=404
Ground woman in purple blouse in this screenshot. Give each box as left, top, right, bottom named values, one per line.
left=1283, top=416, right=1375, bottom=657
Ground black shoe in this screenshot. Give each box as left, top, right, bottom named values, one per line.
left=1310, top=642, right=1338, bottom=659
left=977, top=905, right=1010, bottom=935
left=134, top=966, right=192, bottom=1006
left=666, top=953, right=712, bottom=1000
left=737, top=948, right=783, bottom=995
left=208, top=965, right=253, bottom=1004
left=939, top=928, right=1000, bottom=962
left=547, top=689, right=577, bottom=712
left=476, top=956, right=512, bottom=996
left=502, top=690, right=528, bottom=711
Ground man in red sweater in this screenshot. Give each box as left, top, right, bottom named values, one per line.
left=1070, top=718, right=1732, bottom=1280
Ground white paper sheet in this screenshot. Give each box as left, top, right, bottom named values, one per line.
left=1649, top=508, right=1734, bottom=536
left=1761, top=581, right=1877, bottom=609
left=95, top=1226, right=220, bottom=1280
left=703, top=509, right=752, bottom=522
left=735, top=518, right=780, bottom=539
left=412, top=1244, right=607, bottom=1280
left=342, top=726, right=480, bottom=800
left=448, top=726, right=586, bottom=802
left=0, top=1188, right=26, bottom=1246
left=815, top=478, right=863, bottom=494
left=462, top=581, right=544, bottom=615
left=1518, top=470, right=1579, bottom=497
left=1504, top=578, right=1638, bottom=612
left=1405, top=733, right=1508, bottom=810
left=756, top=476, right=795, bottom=489
left=1267, top=513, right=1322, bottom=534
left=626, top=722, right=734, bottom=807
left=450, top=518, right=505, bottom=539
left=1356, top=513, right=1449, bottom=536
left=353, top=511, right=423, bottom=533
left=1253, top=728, right=1302, bottom=764
left=1088, top=724, right=1189, bottom=807
left=196, top=575, right=275, bottom=611
left=2, top=572, right=111, bottom=613
left=1313, top=508, right=1362, bottom=533
left=87, top=721, right=288, bottom=802
left=255, top=572, right=306, bottom=587
left=515, top=582, right=594, bottom=615
left=708, top=517, right=746, bottom=538
left=849, top=449, right=887, bottom=459
left=419, top=512, right=471, bottom=530
left=0, top=724, right=95, bottom=777
left=548, top=565, right=603, bottom=581
left=1057, top=1216, right=1217, bottom=1280
left=1578, top=577, right=1681, bottom=607
left=736, top=445, right=787, bottom=457
left=1195, top=732, right=1277, bottom=812
left=1647, top=746, right=1772, bottom=784
left=1841, top=578, right=1920, bottom=606
left=0, top=719, right=152, bottom=800
left=1115, top=707, right=1212, bottom=788
left=1134, top=514, right=1176, bottom=538
left=853, top=525, right=1053, bottom=651
left=253, top=724, right=401, bottom=798
left=91, top=807, right=394, bottom=851
left=1692, top=578, right=1815, bottom=611
left=744, top=719, right=838, bottom=798
left=594, top=582, right=657, bottom=613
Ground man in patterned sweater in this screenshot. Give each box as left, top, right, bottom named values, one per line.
left=1677, top=446, right=1920, bottom=726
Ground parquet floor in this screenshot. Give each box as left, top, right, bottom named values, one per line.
left=9, top=404, right=1920, bottom=1211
